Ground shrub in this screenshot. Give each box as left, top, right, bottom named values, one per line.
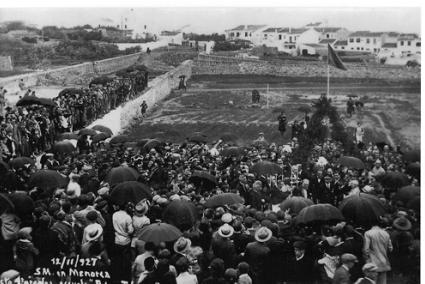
left=22, top=37, right=37, bottom=44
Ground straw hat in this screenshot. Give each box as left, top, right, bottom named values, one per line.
left=173, top=237, right=192, bottom=254
left=135, top=200, right=149, bottom=216
left=393, top=217, right=412, bottom=231
left=254, top=227, right=272, bottom=243
left=85, top=224, right=103, bottom=242
left=218, top=223, right=234, bottom=238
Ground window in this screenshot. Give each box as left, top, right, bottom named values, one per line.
left=342, top=46, right=345, bottom=50
left=357, top=47, right=360, bottom=50
left=230, top=32, right=234, bottom=37
left=356, top=38, right=361, bottom=43
left=327, top=34, right=330, bottom=38
left=361, top=47, right=364, bottom=50
left=245, top=32, right=248, bottom=37
left=349, top=38, right=354, bottom=43
left=289, top=36, right=292, bottom=42
left=264, top=34, right=267, bottom=39
left=351, top=47, right=354, bottom=50
left=236, top=32, right=240, bottom=37
left=279, top=35, right=282, bottom=40
left=416, top=42, right=421, bottom=47
left=366, top=38, right=370, bottom=44
left=400, top=41, right=404, bottom=46
left=408, top=41, right=411, bottom=46
left=249, top=33, right=252, bottom=37
left=373, top=38, right=377, bottom=44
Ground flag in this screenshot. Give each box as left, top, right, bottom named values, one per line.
left=328, top=44, right=347, bottom=70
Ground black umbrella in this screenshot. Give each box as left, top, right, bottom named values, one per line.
left=339, top=193, right=387, bottom=226
left=338, top=156, right=365, bottom=169
left=9, top=192, right=35, bottom=216
left=143, top=139, right=163, bottom=151
left=204, top=193, right=244, bottom=208
left=110, top=135, right=131, bottom=145
left=91, top=125, right=114, bottom=136
left=221, top=147, right=244, bottom=158
left=110, top=181, right=152, bottom=206
left=163, top=200, right=199, bottom=231
left=0, top=193, right=14, bottom=212
left=138, top=223, right=182, bottom=245
left=394, top=186, right=420, bottom=204
left=29, top=170, right=67, bottom=189
left=89, top=76, right=114, bottom=87
left=92, top=132, right=111, bottom=143
left=59, top=132, right=79, bottom=140
left=279, top=196, right=314, bottom=214
left=220, top=133, right=239, bottom=144
left=189, top=171, right=217, bottom=187
left=52, top=140, right=76, bottom=154
left=406, top=162, right=420, bottom=179
left=377, top=172, right=409, bottom=189
left=9, top=157, right=35, bottom=169
left=106, top=166, right=140, bottom=187
left=188, top=133, right=208, bottom=144
left=16, top=96, right=56, bottom=107
left=78, top=128, right=98, bottom=137
left=403, top=150, right=420, bottom=163
left=0, top=160, right=10, bottom=174
left=296, top=204, right=344, bottom=224
left=251, top=161, right=281, bottom=176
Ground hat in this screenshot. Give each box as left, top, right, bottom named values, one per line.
left=221, top=213, right=233, bottom=224
left=258, top=132, right=264, bottom=136
left=0, top=270, right=20, bottom=281
left=393, top=217, right=412, bottom=231
left=218, top=223, right=234, bottom=238
left=85, top=224, right=103, bottom=242
left=135, top=200, right=149, bottom=215
left=173, top=237, right=191, bottom=254
left=362, top=263, right=379, bottom=273
left=375, top=159, right=381, bottom=164
left=293, top=240, right=306, bottom=250
left=225, top=268, right=238, bottom=279
left=97, top=187, right=109, bottom=196
left=254, top=227, right=272, bottom=243
left=341, top=253, right=358, bottom=264
left=170, top=194, right=181, bottom=201
left=17, top=227, right=32, bottom=240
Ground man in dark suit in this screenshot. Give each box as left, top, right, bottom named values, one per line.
left=308, top=169, right=323, bottom=203
left=318, top=175, right=337, bottom=205
left=333, top=253, right=358, bottom=284
left=288, top=240, right=315, bottom=284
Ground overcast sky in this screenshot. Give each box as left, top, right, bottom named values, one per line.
left=0, top=7, right=420, bottom=35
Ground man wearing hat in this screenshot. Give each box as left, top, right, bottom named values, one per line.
left=390, top=217, right=413, bottom=277
left=333, top=253, right=358, bottom=284
left=244, top=227, right=272, bottom=284
left=354, top=263, right=379, bottom=284
left=288, top=240, right=315, bottom=284
left=212, top=224, right=236, bottom=267
left=278, top=111, right=287, bottom=136
left=371, top=160, right=385, bottom=177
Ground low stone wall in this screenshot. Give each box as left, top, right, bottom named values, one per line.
left=120, top=60, right=192, bottom=131
left=193, top=55, right=420, bottom=80
left=0, top=53, right=144, bottom=93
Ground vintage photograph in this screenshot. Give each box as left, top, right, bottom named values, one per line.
left=0, top=5, right=421, bottom=284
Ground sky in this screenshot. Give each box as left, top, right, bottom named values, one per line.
left=0, top=7, right=421, bottom=35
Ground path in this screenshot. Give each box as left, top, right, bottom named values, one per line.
left=370, top=113, right=396, bottom=146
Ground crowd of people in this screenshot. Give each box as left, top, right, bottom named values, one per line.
left=0, top=97, right=420, bottom=284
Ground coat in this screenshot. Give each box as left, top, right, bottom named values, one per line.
left=244, top=241, right=270, bottom=283
left=288, top=254, right=315, bottom=283
left=363, top=226, right=393, bottom=272
left=332, top=266, right=351, bottom=284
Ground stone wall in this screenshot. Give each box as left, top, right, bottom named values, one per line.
left=193, top=55, right=420, bottom=80
left=0, top=53, right=144, bottom=94
left=0, top=56, right=13, bottom=71
left=120, top=60, right=192, bottom=131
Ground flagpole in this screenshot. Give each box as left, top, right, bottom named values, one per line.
left=327, top=50, right=330, bottom=97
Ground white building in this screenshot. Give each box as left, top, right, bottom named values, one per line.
left=347, top=31, right=385, bottom=53
left=159, top=31, right=184, bottom=45
left=313, top=27, right=350, bottom=41
left=334, top=40, right=348, bottom=51
left=261, top=27, right=307, bottom=54
left=397, top=34, right=421, bottom=56
left=225, top=25, right=268, bottom=45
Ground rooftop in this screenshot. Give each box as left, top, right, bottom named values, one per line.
left=382, top=43, right=397, bottom=48
left=349, top=31, right=385, bottom=37
left=303, top=43, right=326, bottom=49
left=305, top=22, right=322, bottom=27
left=314, top=27, right=344, bottom=33
left=228, top=25, right=267, bottom=32
left=319, top=39, right=337, bottom=44
left=161, top=31, right=181, bottom=36
left=398, top=33, right=419, bottom=41
left=263, top=27, right=280, bottom=33
left=334, top=40, right=348, bottom=46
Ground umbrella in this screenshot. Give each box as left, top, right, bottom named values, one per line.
left=406, top=162, right=420, bottom=179
left=91, top=125, right=113, bottom=136
left=204, top=193, right=244, bottom=208
left=52, top=140, right=76, bottom=154
left=92, top=132, right=111, bottom=143
left=89, top=76, right=114, bottom=87
left=297, top=105, right=312, bottom=113
left=0, top=193, right=14, bottom=212
left=138, top=223, right=182, bottom=245
left=16, top=96, right=56, bottom=107
left=221, top=147, right=244, bottom=158
left=339, top=193, right=387, bottom=226
left=59, top=132, right=79, bottom=140
left=406, top=196, right=420, bottom=212
left=377, top=172, right=409, bottom=189
left=375, top=142, right=392, bottom=151
left=189, top=171, right=217, bottom=187
left=9, top=157, right=35, bottom=169
left=143, top=139, right=163, bottom=151
left=9, top=193, right=35, bottom=216
left=106, top=166, right=140, bottom=187
left=110, top=135, right=131, bottom=145
left=251, top=161, right=281, bottom=176
left=0, top=160, right=10, bottom=174
left=188, top=133, right=208, bottom=144
left=110, top=181, right=152, bottom=206
left=296, top=204, right=344, bottom=224
left=394, top=186, right=420, bottom=204
left=338, top=156, right=365, bottom=169
left=403, top=150, right=420, bottom=163
left=279, top=197, right=314, bottom=215
left=163, top=200, right=199, bottom=231
left=78, top=128, right=98, bottom=137
left=220, top=133, right=239, bottom=144
left=29, top=170, right=67, bottom=189
left=137, top=139, right=151, bottom=149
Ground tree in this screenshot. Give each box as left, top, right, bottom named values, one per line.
left=4, top=21, right=26, bottom=32
left=41, top=26, right=65, bottom=40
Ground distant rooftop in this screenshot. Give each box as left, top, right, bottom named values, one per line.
left=334, top=40, right=348, bottom=46
left=228, top=25, right=267, bottom=32
left=161, top=30, right=181, bottom=36
left=314, top=27, right=344, bottom=33
left=349, top=31, right=385, bottom=37
left=382, top=43, right=397, bottom=48
left=305, top=22, right=322, bottom=27
left=319, top=39, right=337, bottom=44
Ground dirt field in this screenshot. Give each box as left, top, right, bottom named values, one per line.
left=124, top=74, right=420, bottom=149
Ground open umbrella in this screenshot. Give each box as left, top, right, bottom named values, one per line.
left=0, top=193, right=14, bottom=212
left=138, top=223, right=182, bottom=245
left=58, top=132, right=79, bottom=140
left=143, top=139, right=163, bottom=151
left=29, top=170, right=67, bottom=189
left=377, top=172, right=409, bottom=189
left=163, top=200, right=199, bottom=231
left=189, top=171, right=217, bottom=188
left=110, top=181, right=152, bottom=206
left=137, top=139, right=151, bottom=149
left=338, top=156, right=365, bottom=169
left=16, top=96, right=56, bottom=107
left=0, top=160, right=10, bottom=174
left=78, top=128, right=98, bottom=137
left=9, top=193, right=35, bottom=216
left=251, top=161, right=281, bottom=176
left=220, top=133, right=239, bottom=144
left=204, top=193, right=244, bottom=208
left=106, top=166, right=140, bottom=187
left=221, top=147, right=244, bottom=158
left=89, top=76, right=114, bottom=87
left=296, top=204, right=344, bottom=224
left=91, top=125, right=114, bottom=136
left=403, top=150, right=420, bottom=163
left=110, top=135, right=131, bottom=145
left=394, top=186, right=420, bottom=204
left=92, top=132, right=111, bottom=143
left=279, top=197, right=314, bottom=214
left=375, top=142, right=392, bottom=151
left=9, top=157, right=35, bottom=169
left=339, top=193, right=386, bottom=226
left=188, top=133, right=208, bottom=144
left=52, top=140, right=76, bottom=154
left=406, top=162, right=420, bottom=179
left=406, top=196, right=420, bottom=213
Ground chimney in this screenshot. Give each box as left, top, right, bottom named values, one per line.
left=289, top=27, right=291, bottom=33
left=245, top=25, right=247, bottom=30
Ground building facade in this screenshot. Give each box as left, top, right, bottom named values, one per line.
left=225, top=25, right=268, bottom=45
